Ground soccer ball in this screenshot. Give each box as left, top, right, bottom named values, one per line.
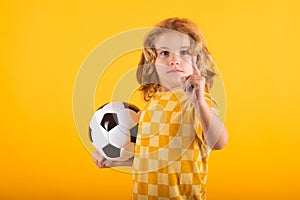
left=89, top=102, right=140, bottom=161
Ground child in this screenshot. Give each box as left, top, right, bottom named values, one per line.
left=92, top=17, right=228, bottom=199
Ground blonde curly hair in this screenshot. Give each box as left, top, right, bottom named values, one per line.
left=136, top=17, right=216, bottom=101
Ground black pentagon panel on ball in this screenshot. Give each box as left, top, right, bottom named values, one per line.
left=102, top=144, right=121, bottom=158
left=100, top=113, right=119, bottom=132
left=130, top=124, right=138, bottom=143
left=88, top=127, right=93, bottom=142
left=123, top=102, right=140, bottom=113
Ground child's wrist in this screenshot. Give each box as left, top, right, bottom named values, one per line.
left=198, top=97, right=208, bottom=107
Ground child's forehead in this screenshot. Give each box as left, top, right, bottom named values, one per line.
left=154, top=30, right=191, bottom=49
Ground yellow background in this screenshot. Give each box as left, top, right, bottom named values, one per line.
left=1, top=0, right=300, bottom=199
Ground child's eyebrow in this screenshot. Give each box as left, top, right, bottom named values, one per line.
left=156, top=46, right=190, bottom=50
left=156, top=47, right=170, bottom=50
left=179, top=46, right=190, bottom=49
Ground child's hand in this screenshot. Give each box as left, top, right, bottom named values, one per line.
left=92, top=151, right=113, bottom=168
left=92, top=151, right=134, bottom=168
left=182, top=63, right=206, bottom=105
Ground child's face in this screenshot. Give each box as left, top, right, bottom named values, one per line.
left=154, top=30, right=195, bottom=90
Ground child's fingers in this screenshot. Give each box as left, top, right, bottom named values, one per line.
left=181, top=76, right=195, bottom=92
left=191, top=56, right=200, bottom=75
left=181, top=76, right=187, bottom=91
left=192, top=64, right=201, bottom=76
left=98, top=158, right=108, bottom=168
left=183, top=75, right=206, bottom=95
left=92, top=151, right=108, bottom=168
left=92, top=151, right=103, bottom=160
left=103, top=159, right=112, bottom=168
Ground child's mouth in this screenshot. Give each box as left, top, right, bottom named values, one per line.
left=168, top=69, right=184, bottom=73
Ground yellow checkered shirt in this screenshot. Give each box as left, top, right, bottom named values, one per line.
left=132, top=90, right=213, bottom=200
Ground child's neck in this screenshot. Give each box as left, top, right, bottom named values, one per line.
left=159, top=86, right=182, bottom=92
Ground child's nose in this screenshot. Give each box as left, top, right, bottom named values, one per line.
left=169, top=54, right=181, bottom=67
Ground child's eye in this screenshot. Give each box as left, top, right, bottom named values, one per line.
left=180, top=50, right=189, bottom=55
left=159, top=51, right=170, bottom=56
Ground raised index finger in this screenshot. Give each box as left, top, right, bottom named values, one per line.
left=192, top=62, right=201, bottom=76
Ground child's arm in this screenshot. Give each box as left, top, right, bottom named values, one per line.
left=182, top=65, right=228, bottom=150
left=92, top=151, right=134, bottom=168
left=196, top=97, right=228, bottom=150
